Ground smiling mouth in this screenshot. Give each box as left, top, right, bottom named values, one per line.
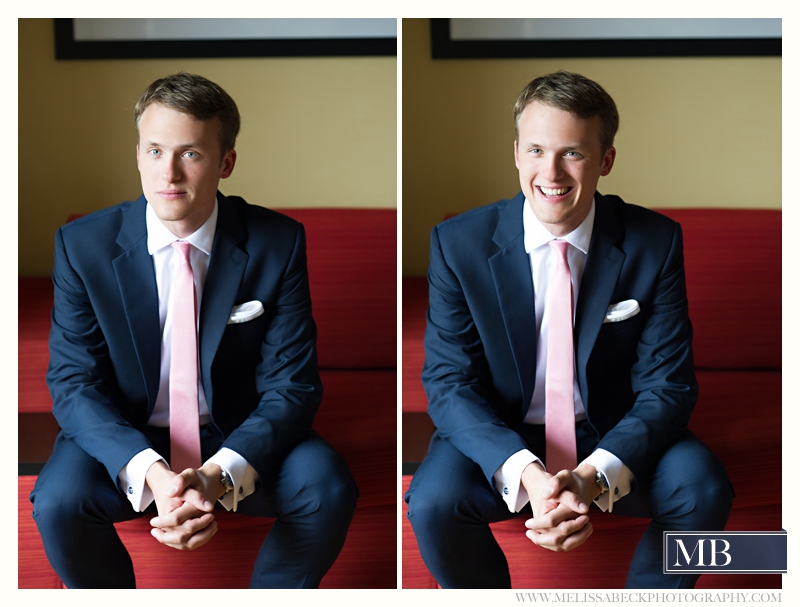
left=537, top=186, right=572, bottom=198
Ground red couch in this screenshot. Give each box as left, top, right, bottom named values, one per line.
left=18, top=207, right=396, bottom=589
left=402, top=208, right=781, bottom=589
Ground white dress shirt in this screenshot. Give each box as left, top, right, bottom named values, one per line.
left=118, top=198, right=257, bottom=512
left=493, top=198, right=633, bottom=513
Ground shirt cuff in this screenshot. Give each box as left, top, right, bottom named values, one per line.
left=118, top=448, right=166, bottom=512
left=206, top=448, right=258, bottom=512
left=581, top=448, right=633, bottom=513
left=493, top=449, right=541, bottom=513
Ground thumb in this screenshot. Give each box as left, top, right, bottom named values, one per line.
left=167, top=468, right=195, bottom=497
left=541, top=469, right=570, bottom=499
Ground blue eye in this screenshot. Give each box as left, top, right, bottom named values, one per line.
left=183, top=151, right=197, bottom=158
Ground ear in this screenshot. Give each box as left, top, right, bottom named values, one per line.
left=514, top=139, right=520, bottom=170
left=600, top=146, right=616, bottom=176
left=135, top=143, right=141, bottom=171
left=220, top=149, right=237, bottom=179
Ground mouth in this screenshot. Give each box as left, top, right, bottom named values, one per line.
left=536, top=186, right=573, bottom=199
left=158, top=190, right=186, bottom=200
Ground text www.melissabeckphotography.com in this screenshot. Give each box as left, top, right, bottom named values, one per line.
left=515, top=592, right=782, bottom=603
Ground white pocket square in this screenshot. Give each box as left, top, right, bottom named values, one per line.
left=227, top=301, right=264, bottom=325
left=603, top=299, right=640, bottom=323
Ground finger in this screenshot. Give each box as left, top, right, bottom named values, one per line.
left=528, top=498, right=559, bottom=521
left=167, top=468, right=198, bottom=498
left=151, top=501, right=207, bottom=528
left=181, top=487, right=215, bottom=512
left=150, top=513, right=216, bottom=549
left=526, top=503, right=582, bottom=530
left=183, top=520, right=219, bottom=550
left=554, top=489, right=590, bottom=514
left=155, top=518, right=218, bottom=551
left=525, top=517, right=593, bottom=552
left=559, top=521, right=594, bottom=552
left=541, top=469, right=571, bottom=499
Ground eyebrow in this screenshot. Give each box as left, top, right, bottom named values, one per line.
left=142, top=141, right=202, bottom=149
left=526, top=142, right=586, bottom=150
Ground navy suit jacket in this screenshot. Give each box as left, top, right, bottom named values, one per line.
left=422, top=191, right=698, bottom=487
left=46, top=193, right=321, bottom=487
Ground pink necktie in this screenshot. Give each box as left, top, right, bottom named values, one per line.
left=169, top=241, right=202, bottom=472
left=545, top=239, right=578, bottom=473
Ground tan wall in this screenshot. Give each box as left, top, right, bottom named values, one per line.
left=19, top=19, right=397, bottom=276
left=402, top=19, right=781, bottom=276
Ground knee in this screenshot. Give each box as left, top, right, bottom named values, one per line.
left=321, top=458, right=359, bottom=518
left=31, top=476, right=92, bottom=538
left=686, top=464, right=734, bottom=516
left=653, top=443, right=734, bottom=527
left=289, top=451, right=358, bottom=521
left=405, top=476, right=471, bottom=537
left=681, top=443, right=733, bottom=510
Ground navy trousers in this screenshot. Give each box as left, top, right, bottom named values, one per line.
left=405, top=422, right=733, bottom=589
left=30, top=425, right=358, bottom=589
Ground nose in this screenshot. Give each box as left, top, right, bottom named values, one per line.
left=163, top=154, right=182, bottom=183
left=542, top=153, right=563, bottom=181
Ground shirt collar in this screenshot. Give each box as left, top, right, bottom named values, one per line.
left=523, top=196, right=595, bottom=255
left=146, top=197, right=218, bottom=256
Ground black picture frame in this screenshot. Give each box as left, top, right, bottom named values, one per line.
left=54, top=18, right=396, bottom=60
left=430, top=18, right=781, bottom=59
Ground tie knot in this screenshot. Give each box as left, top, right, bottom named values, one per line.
left=549, top=239, right=569, bottom=262
left=172, top=241, right=192, bottom=264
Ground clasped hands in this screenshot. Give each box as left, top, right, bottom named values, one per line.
left=521, top=462, right=602, bottom=553
left=145, top=461, right=227, bottom=551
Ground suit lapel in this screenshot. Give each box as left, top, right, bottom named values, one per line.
left=198, top=194, right=248, bottom=409
left=488, top=195, right=537, bottom=412
left=112, top=197, right=161, bottom=411
left=575, top=194, right=625, bottom=399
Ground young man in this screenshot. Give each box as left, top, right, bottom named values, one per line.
left=405, top=71, right=732, bottom=588
left=31, top=72, right=357, bottom=588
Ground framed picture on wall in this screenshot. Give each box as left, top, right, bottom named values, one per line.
left=55, top=18, right=397, bottom=59
left=431, top=18, right=781, bottom=59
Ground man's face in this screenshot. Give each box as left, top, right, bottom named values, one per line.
left=136, top=103, right=236, bottom=238
left=514, top=101, right=615, bottom=237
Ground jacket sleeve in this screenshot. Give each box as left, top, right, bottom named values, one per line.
left=217, top=223, right=322, bottom=482
left=422, top=225, right=530, bottom=486
left=593, top=221, right=698, bottom=480
left=47, top=227, right=154, bottom=482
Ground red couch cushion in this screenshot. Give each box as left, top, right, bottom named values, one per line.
left=280, top=208, right=396, bottom=370
left=655, top=208, right=781, bottom=370
left=690, top=370, right=781, bottom=509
